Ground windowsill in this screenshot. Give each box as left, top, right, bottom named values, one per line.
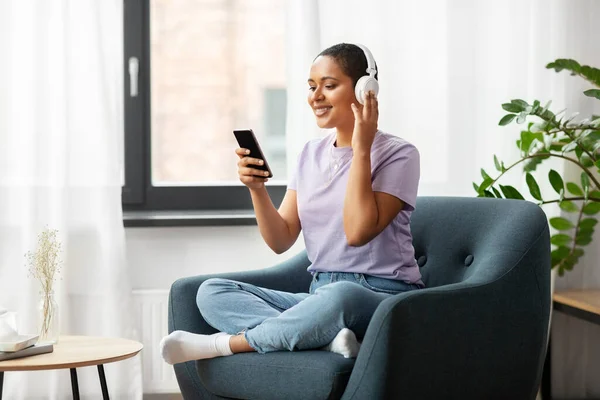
left=123, top=210, right=257, bottom=227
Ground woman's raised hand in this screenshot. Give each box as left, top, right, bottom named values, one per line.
left=236, top=148, right=270, bottom=189
left=350, top=90, right=379, bottom=153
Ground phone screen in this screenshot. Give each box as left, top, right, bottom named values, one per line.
left=233, top=129, right=273, bottom=178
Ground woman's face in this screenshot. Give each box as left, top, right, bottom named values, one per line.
left=307, top=55, right=356, bottom=130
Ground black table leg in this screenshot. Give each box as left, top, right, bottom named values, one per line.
left=542, top=335, right=552, bottom=399
left=0, top=371, right=4, bottom=400
left=70, top=368, right=80, bottom=400
left=97, top=364, right=109, bottom=399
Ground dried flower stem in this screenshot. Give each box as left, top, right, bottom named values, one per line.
left=26, top=228, right=62, bottom=337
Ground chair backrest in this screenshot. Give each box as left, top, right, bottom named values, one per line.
left=410, top=196, right=550, bottom=288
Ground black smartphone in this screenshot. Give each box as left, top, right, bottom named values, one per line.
left=233, top=129, right=273, bottom=178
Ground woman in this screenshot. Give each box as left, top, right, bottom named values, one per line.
left=160, top=43, right=423, bottom=364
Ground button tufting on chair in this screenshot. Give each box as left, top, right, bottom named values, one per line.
left=464, top=254, right=474, bottom=266
left=417, top=255, right=427, bottom=267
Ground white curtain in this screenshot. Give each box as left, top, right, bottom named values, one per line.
left=285, top=0, right=600, bottom=397
left=0, top=1, right=142, bottom=399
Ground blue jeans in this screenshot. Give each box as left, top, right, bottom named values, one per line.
left=196, top=272, right=422, bottom=353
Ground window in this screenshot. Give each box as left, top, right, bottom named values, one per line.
left=123, top=0, right=288, bottom=212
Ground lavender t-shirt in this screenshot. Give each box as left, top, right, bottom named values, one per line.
left=288, top=130, right=422, bottom=284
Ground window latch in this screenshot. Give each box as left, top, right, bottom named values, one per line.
left=128, top=57, right=139, bottom=97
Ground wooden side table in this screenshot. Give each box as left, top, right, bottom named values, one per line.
left=0, top=335, right=143, bottom=400
left=541, top=290, right=600, bottom=400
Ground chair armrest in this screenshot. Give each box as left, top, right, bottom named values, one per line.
left=168, top=250, right=311, bottom=335
left=342, top=249, right=550, bottom=400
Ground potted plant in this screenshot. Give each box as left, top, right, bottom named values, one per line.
left=474, top=59, right=600, bottom=276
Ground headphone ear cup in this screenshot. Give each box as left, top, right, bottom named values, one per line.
left=354, top=76, right=380, bottom=105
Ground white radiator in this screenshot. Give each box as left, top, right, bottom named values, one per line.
left=132, top=289, right=180, bottom=394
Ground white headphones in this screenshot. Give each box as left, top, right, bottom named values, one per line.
left=354, top=44, right=379, bottom=105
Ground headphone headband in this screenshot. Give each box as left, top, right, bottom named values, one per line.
left=355, top=44, right=377, bottom=77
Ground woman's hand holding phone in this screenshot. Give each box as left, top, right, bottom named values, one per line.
left=236, top=148, right=270, bottom=189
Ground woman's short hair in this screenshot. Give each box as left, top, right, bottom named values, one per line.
left=317, top=43, right=379, bottom=85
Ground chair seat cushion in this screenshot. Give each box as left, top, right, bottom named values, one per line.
left=196, top=350, right=355, bottom=400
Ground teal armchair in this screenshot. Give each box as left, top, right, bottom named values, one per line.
left=168, top=197, right=551, bottom=400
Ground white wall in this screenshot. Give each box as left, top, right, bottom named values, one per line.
left=126, top=226, right=306, bottom=290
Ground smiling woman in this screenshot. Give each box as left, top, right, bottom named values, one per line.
left=160, top=42, right=423, bottom=367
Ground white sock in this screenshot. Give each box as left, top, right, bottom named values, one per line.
left=322, top=328, right=361, bottom=358
left=159, top=330, right=234, bottom=365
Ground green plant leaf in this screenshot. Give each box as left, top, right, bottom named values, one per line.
left=550, top=217, right=574, bottom=230
left=493, top=155, right=502, bottom=172
left=579, top=153, right=595, bottom=168
left=541, top=133, right=552, bottom=151
left=530, top=122, right=548, bottom=133
left=547, top=60, right=600, bottom=86
left=492, top=186, right=502, bottom=198
left=582, top=132, right=600, bottom=151
left=511, top=99, right=529, bottom=109
left=541, top=100, right=552, bottom=115
left=551, top=246, right=570, bottom=267
left=578, top=129, right=595, bottom=141
left=595, top=159, right=600, bottom=170
left=580, top=65, right=600, bottom=87
left=548, top=170, right=564, bottom=194
left=575, top=145, right=583, bottom=160
left=551, top=246, right=570, bottom=258
left=473, top=182, right=480, bottom=193
left=590, top=190, right=600, bottom=199
left=481, top=168, right=492, bottom=181
left=567, top=182, right=584, bottom=196
left=483, top=190, right=495, bottom=198
left=580, top=218, right=598, bottom=230
left=547, top=59, right=581, bottom=75
left=562, top=141, right=578, bottom=153
left=479, top=178, right=493, bottom=192
left=584, top=89, right=600, bottom=99
left=583, top=202, right=600, bottom=215
left=520, top=131, right=544, bottom=153
left=564, top=254, right=577, bottom=270
left=575, top=233, right=593, bottom=246
left=528, top=138, right=542, bottom=154
left=551, top=234, right=572, bottom=246
left=559, top=200, right=579, bottom=213
left=523, top=153, right=550, bottom=172
left=526, top=173, right=542, bottom=201
left=502, top=103, right=524, bottom=113
left=581, top=172, right=590, bottom=198
left=499, top=185, right=525, bottom=200
left=499, top=114, right=516, bottom=126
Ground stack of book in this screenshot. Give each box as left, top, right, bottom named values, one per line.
left=0, top=335, right=54, bottom=361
